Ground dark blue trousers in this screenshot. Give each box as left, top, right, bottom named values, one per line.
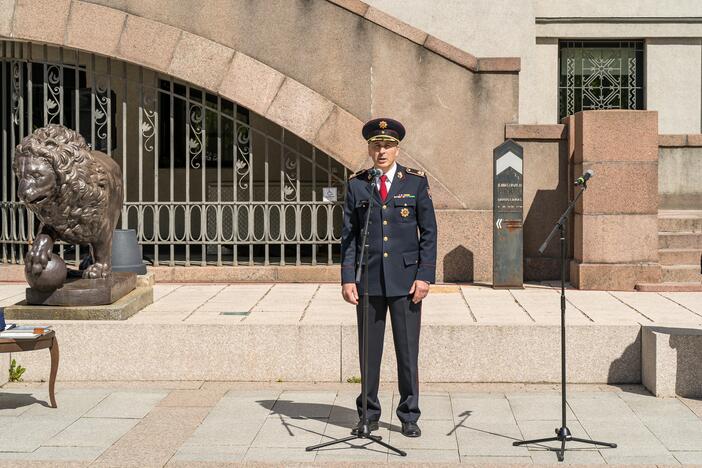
left=356, top=295, right=421, bottom=424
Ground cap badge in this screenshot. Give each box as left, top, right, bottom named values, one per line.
left=379, top=121, right=388, bottom=129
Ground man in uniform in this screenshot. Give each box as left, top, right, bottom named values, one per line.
left=340, top=117, right=437, bottom=438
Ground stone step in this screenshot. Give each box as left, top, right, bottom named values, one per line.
left=636, top=282, right=702, bottom=292
left=658, top=232, right=702, bottom=249
left=14, top=321, right=644, bottom=384
left=661, top=265, right=702, bottom=283
left=659, top=249, right=702, bottom=266
left=659, top=210, right=702, bottom=233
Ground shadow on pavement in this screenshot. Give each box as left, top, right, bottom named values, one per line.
left=256, top=399, right=402, bottom=433
left=0, top=392, right=51, bottom=410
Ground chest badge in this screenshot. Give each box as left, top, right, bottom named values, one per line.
left=400, top=207, right=410, bottom=218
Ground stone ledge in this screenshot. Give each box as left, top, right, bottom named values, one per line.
left=658, top=134, right=702, bottom=147
left=137, top=272, right=155, bottom=288
left=14, top=321, right=641, bottom=383
left=505, top=124, right=566, bottom=140
left=477, top=57, right=521, bottom=73
left=643, top=326, right=702, bottom=397
left=636, top=282, right=702, bottom=292
left=659, top=134, right=688, bottom=147
left=570, top=261, right=662, bottom=291
left=0, top=264, right=24, bottom=282
left=326, top=0, right=369, bottom=16
left=326, top=0, right=519, bottom=73
left=688, top=134, right=702, bottom=146
left=364, top=5, right=427, bottom=45
left=423, top=35, right=478, bottom=70
left=150, top=265, right=340, bottom=283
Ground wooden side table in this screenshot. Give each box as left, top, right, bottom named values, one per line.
left=0, top=331, right=59, bottom=408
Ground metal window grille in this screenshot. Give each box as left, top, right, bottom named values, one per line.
left=1, top=41, right=348, bottom=268
left=559, top=40, right=645, bottom=121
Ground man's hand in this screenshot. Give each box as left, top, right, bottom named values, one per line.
left=342, top=283, right=359, bottom=305
left=409, top=280, right=430, bottom=304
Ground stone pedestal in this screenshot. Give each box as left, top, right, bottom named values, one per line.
left=643, top=326, right=702, bottom=398
left=569, top=110, right=661, bottom=290
left=26, top=272, right=137, bottom=306
left=4, top=273, right=155, bottom=321
left=5, top=286, right=153, bottom=321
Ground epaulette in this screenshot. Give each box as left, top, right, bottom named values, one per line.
left=348, top=169, right=366, bottom=180
left=405, top=167, right=426, bottom=178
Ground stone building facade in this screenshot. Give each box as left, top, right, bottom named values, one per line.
left=1, top=0, right=700, bottom=289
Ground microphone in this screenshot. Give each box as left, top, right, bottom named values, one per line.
left=574, top=169, right=594, bottom=186
left=366, top=168, right=383, bottom=197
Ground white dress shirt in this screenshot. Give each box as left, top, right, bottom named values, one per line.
left=376, top=163, right=397, bottom=195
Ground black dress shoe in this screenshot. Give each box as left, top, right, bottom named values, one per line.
left=401, top=421, right=421, bottom=437
left=351, top=420, right=379, bottom=435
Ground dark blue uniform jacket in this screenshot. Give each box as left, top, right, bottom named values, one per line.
left=340, top=164, right=437, bottom=297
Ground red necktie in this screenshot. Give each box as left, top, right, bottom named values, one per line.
left=380, top=174, right=388, bottom=202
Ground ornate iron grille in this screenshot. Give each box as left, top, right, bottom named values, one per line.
left=1, top=41, right=348, bottom=268
left=559, top=40, right=644, bottom=121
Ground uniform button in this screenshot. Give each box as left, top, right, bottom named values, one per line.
left=383, top=220, right=388, bottom=225
left=383, top=236, right=388, bottom=241
left=382, top=205, right=387, bottom=210
left=383, top=252, right=388, bottom=258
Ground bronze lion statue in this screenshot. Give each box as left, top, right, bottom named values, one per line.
left=12, top=124, right=123, bottom=280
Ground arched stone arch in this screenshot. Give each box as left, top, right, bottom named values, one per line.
left=2, top=0, right=368, bottom=173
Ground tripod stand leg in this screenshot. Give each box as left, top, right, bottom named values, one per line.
left=305, top=435, right=358, bottom=451
left=557, top=438, right=565, bottom=462
left=367, top=435, right=407, bottom=456
left=570, top=437, right=617, bottom=448
left=513, top=436, right=559, bottom=446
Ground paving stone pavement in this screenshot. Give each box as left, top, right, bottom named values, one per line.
left=0, top=382, right=700, bottom=466
left=4, top=282, right=702, bottom=326
left=1, top=282, right=701, bottom=465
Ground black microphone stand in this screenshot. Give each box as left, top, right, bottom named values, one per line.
left=306, top=173, right=406, bottom=457
left=512, top=181, right=616, bottom=462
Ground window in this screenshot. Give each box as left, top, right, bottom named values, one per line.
left=559, top=40, right=644, bottom=121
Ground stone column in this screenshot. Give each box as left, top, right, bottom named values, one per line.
left=569, top=110, right=661, bottom=290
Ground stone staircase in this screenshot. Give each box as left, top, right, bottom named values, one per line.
left=638, top=210, right=702, bottom=291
